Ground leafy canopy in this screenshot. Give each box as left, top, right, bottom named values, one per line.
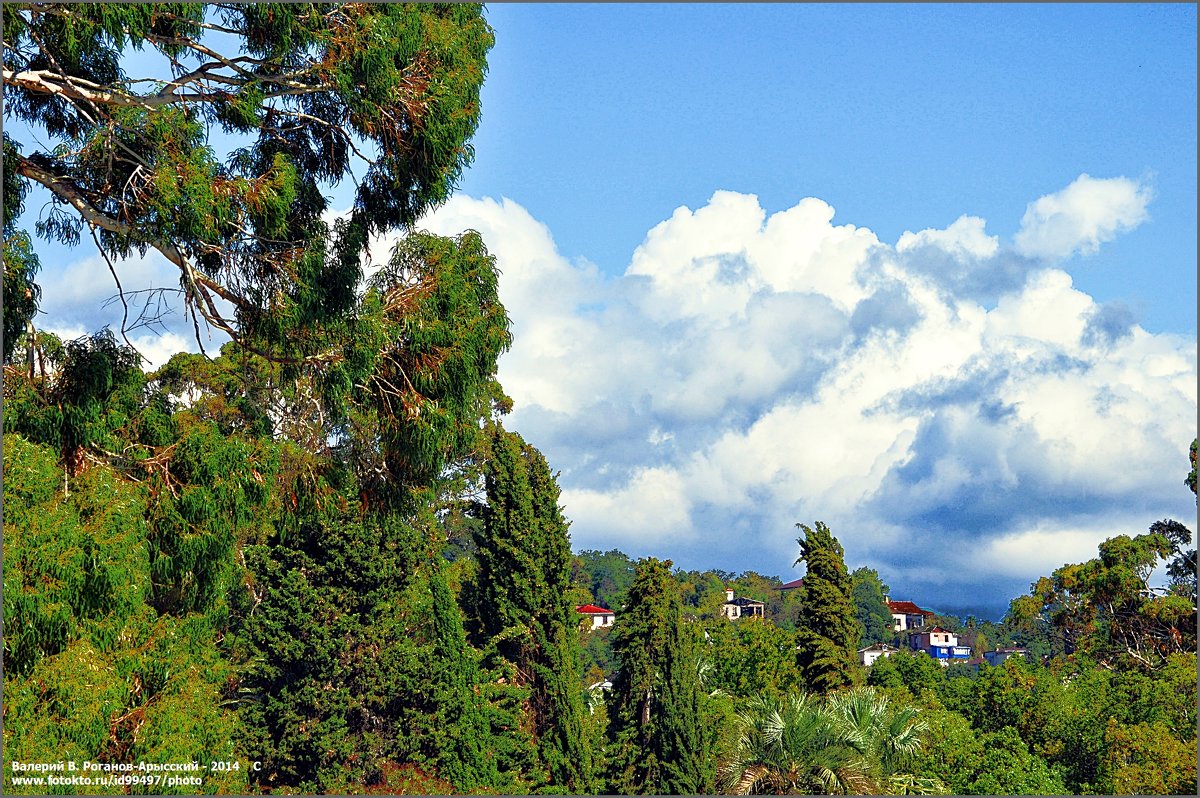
left=4, top=2, right=493, bottom=361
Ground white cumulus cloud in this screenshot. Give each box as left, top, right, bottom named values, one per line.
left=1013, top=173, right=1152, bottom=260
left=417, top=179, right=1194, bottom=615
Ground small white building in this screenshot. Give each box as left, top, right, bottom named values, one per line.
left=983, top=647, right=1028, bottom=667
left=858, top=642, right=899, bottom=667
left=721, top=588, right=765, bottom=620
left=576, top=603, right=615, bottom=630
left=585, top=677, right=613, bottom=714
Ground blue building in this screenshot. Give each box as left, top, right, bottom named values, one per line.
left=908, top=626, right=972, bottom=666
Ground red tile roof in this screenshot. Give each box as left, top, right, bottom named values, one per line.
left=887, top=600, right=934, bottom=616
left=924, top=626, right=952, bottom=634
left=777, top=578, right=804, bottom=590
left=576, top=604, right=613, bottom=615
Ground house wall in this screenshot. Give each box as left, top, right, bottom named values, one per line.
left=586, top=613, right=614, bottom=630
left=984, top=650, right=1025, bottom=667
left=916, top=631, right=958, bottom=647
left=861, top=649, right=895, bottom=667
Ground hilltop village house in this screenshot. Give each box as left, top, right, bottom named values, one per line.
left=858, top=642, right=899, bottom=666
left=887, top=598, right=936, bottom=632
left=721, top=588, right=765, bottom=620
left=908, top=626, right=973, bottom=666
left=576, top=604, right=615, bottom=630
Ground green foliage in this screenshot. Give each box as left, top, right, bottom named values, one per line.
left=961, top=657, right=1061, bottom=747
left=425, top=560, right=503, bottom=792
left=151, top=345, right=280, bottom=439
left=900, top=649, right=953, bottom=701
left=468, top=424, right=593, bottom=791
left=326, top=230, right=511, bottom=500
left=1012, top=527, right=1197, bottom=669
left=1096, top=718, right=1198, bottom=795
left=3, top=137, right=41, bottom=363
left=719, top=692, right=852, bottom=795
left=684, top=570, right=801, bottom=627
left=700, top=618, right=804, bottom=699
left=3, top=436, right=149, bottom=677
left=719, top=688, right=944, bottom=795
left=851, top=566, right=895, bottom=648
left=579, top=625, right=617, bottom=684
left=4, top=329, right=145, bottom=471
left=1155, top=517, right=1197, bottom=599
left=235, top=508, right=499, bottom=793
left=793, top=522, right=862, bottom=693
left=1187, top=438, right=1197, bottom=497
left=575, top=548, right=637, bottom=611
left=606, top=558, right=715, bottom=795
left=2, top=435, right=247, bottom=795
left=5, top=3, right=495, bottom=359
left=865, top=652, right=905, bottom=691
left=920, top=717, right=1068, bottom=796
left=914, top=649, right=1200, bottom=794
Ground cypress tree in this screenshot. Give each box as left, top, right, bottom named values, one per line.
left=794, top=522, right=863, bottom=693
left=426, top=559, right=501, bottom=790
left=472, top=424, right=593, bottom=791
left=606, top=558, right=715, bottom=794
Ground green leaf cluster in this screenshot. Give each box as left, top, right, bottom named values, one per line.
left=3, top=434, right=248, bottom=795
left=5, top=3, right=494, bottom=360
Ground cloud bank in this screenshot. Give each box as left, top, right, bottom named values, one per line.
left=414, top=174, right=1194, bottom=616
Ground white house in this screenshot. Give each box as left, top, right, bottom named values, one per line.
left=576, top=603, right=615, bottom=630
left=908, top=626, right=972, bottom=666
left=721, top=588, right=765, bottom=620
left=858, top=642, right=898, bottom=667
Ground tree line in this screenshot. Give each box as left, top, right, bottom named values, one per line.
left=3, top=5, right=1196, bottom=795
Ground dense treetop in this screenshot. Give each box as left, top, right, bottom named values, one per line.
left=4, top=2, right=492, bottom=362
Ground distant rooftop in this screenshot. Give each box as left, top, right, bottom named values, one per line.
left=887, top=600, right=935, bottom=616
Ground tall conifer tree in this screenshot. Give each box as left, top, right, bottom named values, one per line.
left=472, top=424, right=593, bottom=791
left=606, top=558, right=715, bottom=794
left=794, top=522, right=863, bottom=693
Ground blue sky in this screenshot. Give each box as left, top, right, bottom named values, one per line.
left=455, top=4, right=1197, bottom=332
left=19, top=3, right=1199, bottom=619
